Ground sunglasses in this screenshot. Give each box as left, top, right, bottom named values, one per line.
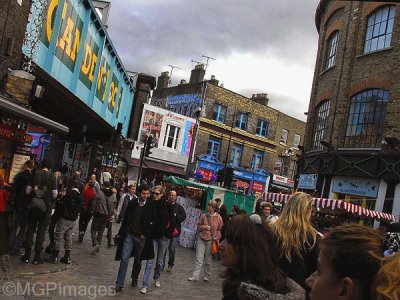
left=152, top=192, right=161, bottom=196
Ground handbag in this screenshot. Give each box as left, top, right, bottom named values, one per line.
left=212, top=239, right=220, bottom=255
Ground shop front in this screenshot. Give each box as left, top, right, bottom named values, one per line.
left=269, top=174, right=295, bottom=194
left=233, top=168, right=269, bottom=195
left=196, top=154, right=224, bottom=183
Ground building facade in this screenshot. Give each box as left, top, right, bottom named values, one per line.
left=299, top=1, right=400, bottom=222
left=152, top=65, right=305, bottom=194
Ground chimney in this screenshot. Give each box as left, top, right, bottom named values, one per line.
left=251, top=93, right=269, bottom=106
left=208, top=75, right=219, bottom=86
left=156, top=71, right=170, bottom=90
left=179, top=79, right=187, bottom=85
left=189, top=64, right=205, bottom=84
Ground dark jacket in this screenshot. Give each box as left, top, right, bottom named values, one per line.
left=170, top=202, right=186, bottom=235
left=12, top=169, right=33, bottom=209
left=115, top=198, right=156, bottom=261
left=152, top=198, right=175, bottom=239
left=91, top=188, right=116, bottom=217
left=59, top=188, right=84, bottom=221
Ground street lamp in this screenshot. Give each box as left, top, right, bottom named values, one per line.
left=186, top=107, right=202, bottom=178
left=223, top=111, right=250, bottom=188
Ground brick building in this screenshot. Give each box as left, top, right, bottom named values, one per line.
left=151, top=65, right=305, bottom=194
left=299, top=0, right=400, bottom=222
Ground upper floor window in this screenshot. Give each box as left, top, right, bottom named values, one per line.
left=207, top=136, right=221, bottom=159
left=280, top=129, right=288, bottom=145
left=324, top=8, right=344, bottom=30
left=252, top=150, right=263, bottom=170
left=212, top=104, right=227, bottom=123
left=163, top=124, right=180, bottom=150
left=325, top=31, right=339, bottom=70
left=345, top=89, right=389, bottom=148
left=231, top=143, right=243, bottom=167
left=312, top=100, right=331, bottom=150
left=364, top=6, right=396, bottom=53
left=293, top=134, right=301, bottom=148
left=256, top=119, right=269, bottom=137
left=235, top=112, right=248, bottom=130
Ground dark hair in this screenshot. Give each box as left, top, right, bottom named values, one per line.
left=137, top=184, right=150, bottom=194
left=67, top=178, right=79, bottom=190
left=103, top=181, right=111, bottom=189
left=320, top=224, right=383, bottom=300
left=41, top=160, right=52, bottom=170
left=232, top=205, right=240, bottom=213
left=222, top=216, right=287, bottom=297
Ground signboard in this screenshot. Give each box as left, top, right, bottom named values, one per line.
left=236, top=180, right=249, bottom=189
left=197, top=169, right=212, bottom=182
left=272, top=174, right=295, bottom=188
left=24, top=0, right=134, bottom=137
left=252, top=181, right=264, bottom=193
left=9, top=154, right=30, bottom=183
left=332, top=176, right=379, bottom=198
left=233, top=169, right=253, bottom=180
left=39, top=135, right=51, bottom=147
left=0, top=124, right=33, bottom=144
left=298, top=174, right=318, bottom=190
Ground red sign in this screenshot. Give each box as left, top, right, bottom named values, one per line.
left=252, top=181, right=264, bottom=193
left=0, top=124, right=32, bottom=144
left=198, top=169, right=213, bottom=182
left=236, top=180, right=249, bottom=189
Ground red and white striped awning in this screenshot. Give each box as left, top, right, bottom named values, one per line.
left=265, top=192, right=396, bottom=222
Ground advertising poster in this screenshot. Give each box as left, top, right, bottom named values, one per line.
left=140, top=110, right=163, bottom=146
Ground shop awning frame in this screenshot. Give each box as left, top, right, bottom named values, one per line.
left=0, top=96, right=69, bottom=134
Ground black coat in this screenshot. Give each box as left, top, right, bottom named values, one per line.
left=115, top=199, right=156, bottom=261
left=152, top=198, right=175, bottom=240
left=171, top=202, right=186, bottom=235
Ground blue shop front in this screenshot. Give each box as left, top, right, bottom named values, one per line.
left=232, top=167, right=269, bottom=195
left=195, top=154, right=224, bottom=183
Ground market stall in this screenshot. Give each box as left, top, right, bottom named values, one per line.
left=265, top=192, right=396, bottom=222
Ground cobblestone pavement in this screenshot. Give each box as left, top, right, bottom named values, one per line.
left=0, top=223, right=224, bottom=299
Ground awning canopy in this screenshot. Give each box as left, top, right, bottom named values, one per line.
left=125, top=156, right=186, bottom=176
left=164, top=176, right=228, bottom=191
left=265, top=192, right=396, bottom=222
left=0, top=96, right=69, bottom=134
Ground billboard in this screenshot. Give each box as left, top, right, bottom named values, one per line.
left=24, top=0, right=135, bottom=136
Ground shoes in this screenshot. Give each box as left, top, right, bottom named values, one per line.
left=21, top=248, right=31, bottom=263
left=113, top=286, right=123, bottom=293
left=91, top=245, right=100, bottom=255
left=203, top=276, right=209, bottom=282
left=45, top=243, right=54, bottom=254
left=32, top=252, right=44, bottom=265
left=131, top=279, right=138, bottom=287
left=47, top=250, right=59, bottom=264
left=166, top=265, right=173, bottom=272
left=188, top=276, right=199, bottom=282
left=78, top=232, right=84, bottom=243
left=140, top=287, right=147, bottom=294
left=154, top=280, right=161, bottom=288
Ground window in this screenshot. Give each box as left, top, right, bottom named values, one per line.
left=293, top=134, right=301, bottom=148
left=252, top=150, right=263, bottom=170
left=212, top=104, right=227, bottom=123
left=364, top=6, right=396, bottom=53
left=312, top=100, right=331, bottom=150
left=325, top=31, right=339, bottom=69
left=207, top=136, right=221, bottom=158
left=256, top=119, right=269, bottom=137
left=231, top=143, right=242, bottom=167
left=288, top=160, right=297, bottom=179
left=345, top=89, right=389, bottom=148
left=163, top=124, right=181, bottom=150
left=280, top=129, right=288, bottom=145
left=235, top=113, right=248, bottom=130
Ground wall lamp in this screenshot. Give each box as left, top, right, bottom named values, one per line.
left=320, top=139, right=336, bottom=150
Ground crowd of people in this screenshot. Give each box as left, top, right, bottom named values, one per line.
left=6, top=161, right=400, bottom=299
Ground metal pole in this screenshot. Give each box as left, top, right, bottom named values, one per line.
left=186, top=117, right=199, bottom=178
left=77, top=134, right=86, bottom=177
left=223, top=114, right=236, bottom=187
left=137, top=136, right=147, bottom=184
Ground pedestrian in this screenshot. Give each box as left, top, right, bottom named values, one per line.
left=149, top=178, right=156, bottom=189
left=116, top=183, right=136, bottom=224
left=45, top=175, right=68, bottom=255
left=188, top=200, right=223, bottom=282
left=115, top=182, right=127, bottom=213
left=254, top=191, right=263, bottom=214
left=71, top=170, right=84, bottom=192
left=219, top=215, right=305, bottom=299
left=165, top=190, right=186, bottom=273
left=100, top=167, right=112, bottom=185
left=78, top=179, right=96, bottom=242
left=48, top=178, right=83, bottom=264
left=219, top=204, right=229, bottom=242
left=214, top=198, right=222, bottom=213
left=90, top=181, right=116, bottom=254
left=260, top=202, right=278, bottom=225
left=89, top=174, right=101, bottom=193
left=114, top=184, right=155, bottom=293
left=271, top=192, right=318, bottom=296
left=22, top=160, right=58, bottom=264
left=305, top=224, right=384, bottom=300
left=8, top=159, right=35, bottom=255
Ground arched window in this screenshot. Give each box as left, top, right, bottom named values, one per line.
left=345, top=89, right=389, bottom=147
left=312, top=100, right=331, bottom=150
left=325, top=31, right=339, bottom=70
left=364, top=6, right=396, bottom=53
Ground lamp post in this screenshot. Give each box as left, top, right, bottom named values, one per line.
left=186, top=107, right=202, bottom=178
left=223, top=111, right=250, bottom=188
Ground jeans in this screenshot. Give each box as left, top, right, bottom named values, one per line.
left=167, top=236, right=179, bottom=267
left=54, top=218, right=75, bottom=251
left=90, top=215, right=107, bottom=247
left=25, top=208, right=52, bottom=253
left=9, top=208, right=28, bottom=253
left=142, top=238, right=169, bottom=288
left=78, top=212, right=92, bottom=234
left=191, top=237, right=212, bottom=280
left=116, top=233, right=145, bottom=287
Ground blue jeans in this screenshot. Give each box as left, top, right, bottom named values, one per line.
left=116, top=233, right=145, bottom=287
left=167, top=236, right=179, bottom=266
left=142, top=238, right=169, bottom=288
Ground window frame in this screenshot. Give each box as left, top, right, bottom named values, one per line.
left=325, top=31, right=339, bottom=70
left=235, top=112, right=248, bottom=131
left=256, top=119, right=269, bottom=137
left=231, top=143, right=243, bottom=167
left=207, top=135, right=221, bottom=159
left=312, top=100, right=331, bottom=151
left=293, top=134, right=301, bottom=148
left=163, top=123, right=181, bottom=150
left=212, top=104, right=227, bottom=123
left=252, top=150, right=263, bottom=170
left=280, top=129, right=288, bottom=145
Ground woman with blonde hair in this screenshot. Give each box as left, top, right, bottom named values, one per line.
left=374, top=252, right=400, bottom=300
left=272, top=192, right=318, bottom=294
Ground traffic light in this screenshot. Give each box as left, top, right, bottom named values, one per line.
left=144, top=135, right=155, bottom=157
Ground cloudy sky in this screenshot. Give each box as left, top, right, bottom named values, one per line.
left=106, top=0, right=321, bottom=121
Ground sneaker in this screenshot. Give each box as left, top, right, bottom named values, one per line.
left=113, top=286, right=123, bottom=293
left=154, top=280, right=161, bottom=288
left=166, top=265, right=173, bottom=272
left=188, top=276, right=199, bottom=282
left=203, top=276, right=209, bottom=282
left=91, top=245, right=99, bottom=255
left=140, top=287, right=147, bottom=294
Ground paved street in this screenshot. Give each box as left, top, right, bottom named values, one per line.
left=0, top=223, right=223, bottom=299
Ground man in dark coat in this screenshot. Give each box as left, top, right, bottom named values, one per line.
left=114, top=184, right=155, bottom=292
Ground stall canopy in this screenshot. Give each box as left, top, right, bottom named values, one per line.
left=265, top=192, right=396, bottom=222
left=164, top=176, right=256, bottom=215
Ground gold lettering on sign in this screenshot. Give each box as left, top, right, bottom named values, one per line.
left=81, top=43, right=97, bottom=82
left=46, top=0, right=59, bottom=44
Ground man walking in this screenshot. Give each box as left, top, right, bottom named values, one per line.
left=165, top=190, right=186, bottom=272
left=114, top=184, right=155, bottom=292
